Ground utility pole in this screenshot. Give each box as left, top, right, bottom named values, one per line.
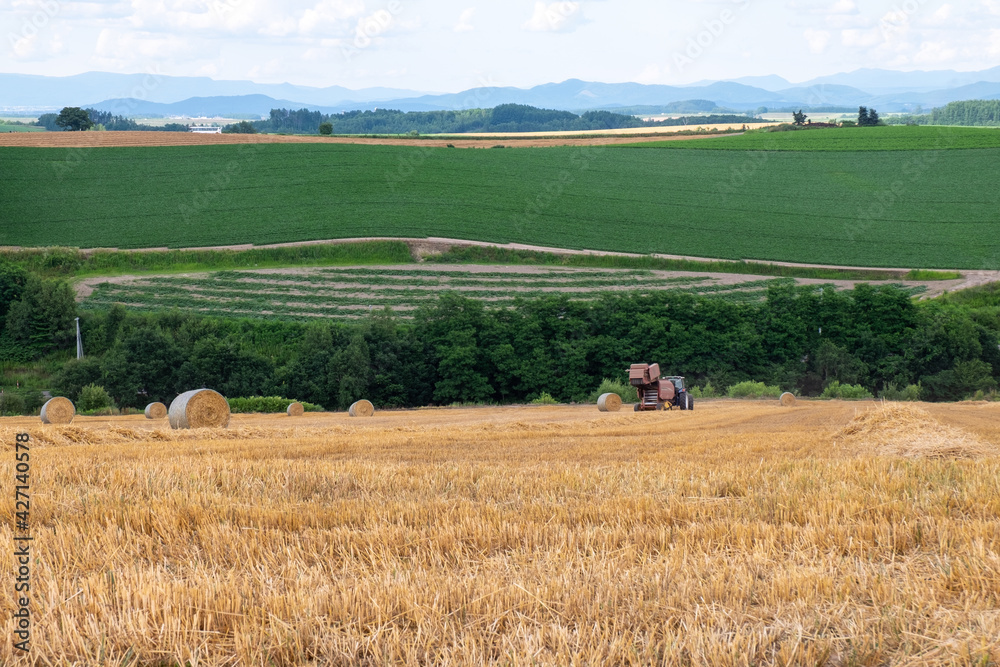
left=75, top=317, right=83, bottom=359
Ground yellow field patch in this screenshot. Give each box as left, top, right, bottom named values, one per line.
left=1, top=401, right=998, bottom=665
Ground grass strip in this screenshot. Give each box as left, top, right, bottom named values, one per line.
left=0, top=241, right=414, bottom=278
left=425, top=246, right=959, bottom=281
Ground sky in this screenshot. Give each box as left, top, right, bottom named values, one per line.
left=3, top=0, right=1000, bottom=92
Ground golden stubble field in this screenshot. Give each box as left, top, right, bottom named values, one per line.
left=1, top=400, right=999, bottom=666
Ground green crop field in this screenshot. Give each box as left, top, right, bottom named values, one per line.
left=626, top=125, right=1000, bottom=151
left=0, top=124, right=44, bottom=132
left=83, top=267, right=909, bottom=321
left=3, top=127, right=999, bottom=269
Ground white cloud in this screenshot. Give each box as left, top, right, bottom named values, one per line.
left=929, top=3, right=953, bottom=24
left=841, top=28, right=881, bottom=48
left=299, top=0, right=367, bottom=36
left=913, top=40, right=958, bottom=65
left=829, top=0, right=857, bottom=14
left=523, top=2, right=581, bottom=32
left=634, top=64, right=662, bottom=84
left=803, top=28, right=830, bottom=53
left=454, top=7, right=475, bottom=32
left=94, top=28, right=196, bottom=67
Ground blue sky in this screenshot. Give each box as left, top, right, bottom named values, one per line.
left=3, top=0, right=999, bottom=91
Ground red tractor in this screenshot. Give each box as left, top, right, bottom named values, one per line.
left=629, top=363, right=694, bottom=411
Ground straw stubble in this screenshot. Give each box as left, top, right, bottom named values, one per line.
left=2, top=401, right=998, bottom=665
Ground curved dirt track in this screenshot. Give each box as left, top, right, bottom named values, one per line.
left=0, top=129, right=737, bottom=149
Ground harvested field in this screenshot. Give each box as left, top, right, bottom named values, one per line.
left=0, top=129, right=736, bottom=149
left=1, top=400, right=998, bottom=665
left=77, top=264, right=931, bottom=321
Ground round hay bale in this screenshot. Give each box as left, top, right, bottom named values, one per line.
left=144, top=402, right=167, bottom=420
left=780, top=392, right=797, bottom=407
left=168, top=389, right=230, bottom=429
left=348, top=400, right=375, bottom=418
left=40, top=397, right=75, bottom=424
left=597, top=393, right=623, bottom=412
left=287, top=401, right=304, bottom=417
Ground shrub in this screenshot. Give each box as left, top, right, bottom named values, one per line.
left=689, top=381, right=718, bottom=399
left=821, top=381, right=874, bottom=400
left=77, top=383, right=115, bottom=412
left=727, top=381, right=782, bottom=399
left=589, top=378, right=638, bottom=404
left=879, top=383, right=921, bottom=401
left=530, top=392, right=558, bottom=405
left=227, top=396, right=323, bottom=413
left=318, top=122, right=333, bottom=135
left=0, top=391, right=26, bottom=415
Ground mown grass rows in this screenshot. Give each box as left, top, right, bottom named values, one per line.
left=81, top=270, right=791, bottom=320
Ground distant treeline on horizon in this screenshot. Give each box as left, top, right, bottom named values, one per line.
left=245, top=104, right=766, bottom=135
left=884, top=100, right=1000, bottom=127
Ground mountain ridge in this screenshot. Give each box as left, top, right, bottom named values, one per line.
left=7, top=68, right=1000, bottom=116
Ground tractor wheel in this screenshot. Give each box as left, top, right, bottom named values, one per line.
left=633, top=403, right=640, bottom=412
left=686, top=394, right=695, bottom=411
left=678, top=396, right=687, bottom=411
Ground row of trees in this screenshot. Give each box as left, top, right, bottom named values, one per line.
left=857, top=106, right=881, bottom=126
left=885, top=100, right=1000, bottom=127
left=20, top=282, right=997, bottom=411
left=239, top=105, right=761, bottom=135
left=4, top=256, right=998, bottom=411
left=36, top=108, right=189, bottom=132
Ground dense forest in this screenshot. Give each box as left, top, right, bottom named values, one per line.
left=1, top=258, right=998, bottom=414
left=246, top=104, right=762, bottom=135
left=886, top=100, right=1000, bottom=127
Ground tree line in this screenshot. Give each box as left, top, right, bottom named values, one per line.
left=36, top=108, right=189, bottom=132
left=241, top=105, right=762, bottom=135
left=885, top=100, right=1000, bottom=127
left=2, top=261, right=998, bottom=413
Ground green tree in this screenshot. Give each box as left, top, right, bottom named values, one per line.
left=0, top=262, right=29, bottom=331
left=329, top=331, right=372, bottom=409
left=222, top=121, right=258, bottom=134
left=55, top=107, right=93, bottom=131
left=318, top=122, right=333, bottom=135
left=77, top=384, right=115, bottom=412
left=433, top=328, right=493, bottom=404
left=792, top=109, right=808, bottom=125
left=51, top=357, right=103, bottom=400
left=3, top=275, right=77, bottom=357
left=100, top=329, right=183, bottom=408
left=858, top=106, right=881, bottom=127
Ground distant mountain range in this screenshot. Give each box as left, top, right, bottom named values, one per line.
left=4, top=67, right=1000, bottom=117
